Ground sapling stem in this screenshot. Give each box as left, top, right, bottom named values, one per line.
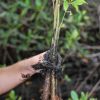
left=42, top=0, right=62, bottom=100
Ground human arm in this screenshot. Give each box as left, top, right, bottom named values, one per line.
left=0, top=52, right=45, bottom=95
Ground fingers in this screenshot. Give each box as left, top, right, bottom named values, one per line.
left=31, top=62, right=61, bottom=73
left=32, top=61, right=62, bottom=80
left=31, top=61, right=54, bottom=71
left=32, top=48, right=62, bottom=78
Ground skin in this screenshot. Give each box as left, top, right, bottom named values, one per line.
left=0, top=52, right=45, bottom=95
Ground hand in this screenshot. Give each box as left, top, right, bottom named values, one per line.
left=32, top=48, right=62, bottom=77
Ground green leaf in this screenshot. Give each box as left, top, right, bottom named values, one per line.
left=80, top=92, right=88, bottom=100
left=73, top=5, right=79, bottom=12
left=72, top=29, right=79, bottom=39
left=72, top=0, right=87, bottom=6
left=71, top=90, right=79, bottom=100
left=35, top=0, right=42, bottom=8
left=25, top=0, right=30, bottom=6
left=63, top=0, right=69, bottom=12
left=8, top=90, right=17, bottom=100
left=64, top=75, right=71, bottom=82
left=71, top=0, right=87, bottom=12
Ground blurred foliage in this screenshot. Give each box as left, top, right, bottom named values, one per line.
left=63, top=0, right=87, bottom=12
left=0, top=0, right=53, bottom=53
left=60, top=10, right=90, bottom=56
left=68, top=90, right=97, bottom=100
left=0, top=0, right=90, bottom=58
left=6, top=90, right=22, bottom=100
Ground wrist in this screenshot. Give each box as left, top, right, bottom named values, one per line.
left=16, top=52, right=45, bottom=79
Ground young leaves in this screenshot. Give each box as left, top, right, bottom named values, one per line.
left=71, top=90, right=79, bottom=100
left=63, top=0, right=69, bottom=11
left=72, top=0, right=87, bottom=12
left=72, top=0, right=87, bottom=6
left=63, top=0, right=87, bottom=12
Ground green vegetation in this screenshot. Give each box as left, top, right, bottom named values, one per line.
left=0, top=0, right=89, bottom=57
left=63, top=0, right=87, bottom=12
left=68, top=90, right=97, bottom=100
left=6, top=90, right=22, bottom=100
